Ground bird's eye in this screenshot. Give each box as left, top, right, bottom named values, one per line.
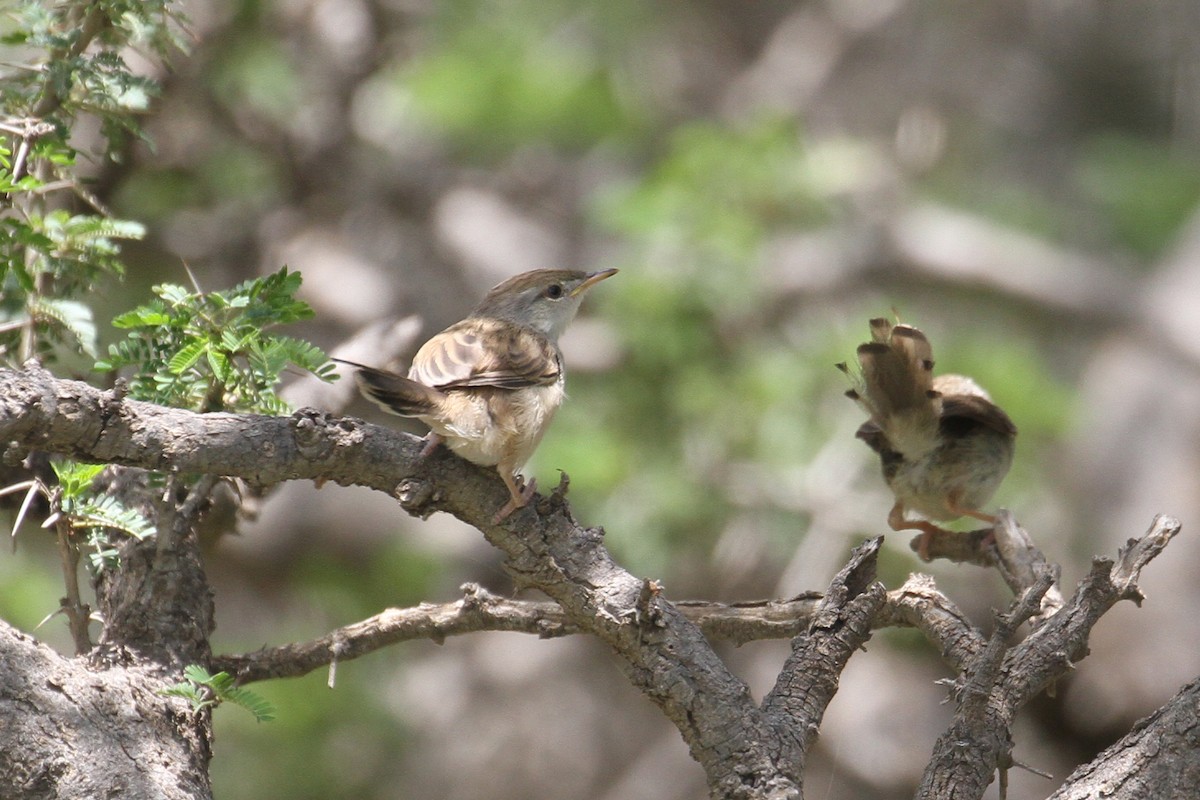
left=544, top=283, right=565, bottom=299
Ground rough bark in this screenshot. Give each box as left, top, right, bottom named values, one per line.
left=1047, top=676, right=1200, bottom=800
left=0, top=621, right=211, bottom=800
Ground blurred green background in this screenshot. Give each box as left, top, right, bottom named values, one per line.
left=6, top=1, right=1200, bottom=798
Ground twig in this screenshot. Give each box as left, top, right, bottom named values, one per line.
left=53, top=514, right=92, bottom=654
left=212, top=584, right=582, bottom=684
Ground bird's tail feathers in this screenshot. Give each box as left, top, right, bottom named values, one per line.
left=850, top=320, right=941, bottom=457
left=334, top=359, right=444, bottom=417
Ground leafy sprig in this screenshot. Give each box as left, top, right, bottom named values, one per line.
left=160, top=665, right=276, bottom=722
left=3, top=460, right=153, bottom=573
left=96, top=266, right=336, bottom=414
left=49, top=460, right=153, bottom=572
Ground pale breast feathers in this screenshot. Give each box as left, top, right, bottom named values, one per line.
left=409, top=318, right=562, bottom=391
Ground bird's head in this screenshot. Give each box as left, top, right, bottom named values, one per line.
left=471, top=268, right=618, bottom=340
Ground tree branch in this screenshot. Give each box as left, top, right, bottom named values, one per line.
left=915, top=514, right=1182, bottom=800
left=0, top=365, right=800, bottom=799
left=916, top=511, right=1066, bottom=621
left=1048, top=674, right=1200, bottom=799
left=762, top=537, right=887, bottom=779
left=213, top=584, right=583, bottom=683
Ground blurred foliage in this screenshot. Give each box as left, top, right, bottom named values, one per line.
left=0, top=0, right=179, bottom=364
left=402, top=0, right=657, bottom=157
left=0, top=135, right=145, bottom=362
left=540, top=120, right=898, bottom=571
left=600, top=118, right=832, bottom=286
left=211, top=665, right=410, bottom=800
left=1077, top=133, right=1200, bottom=258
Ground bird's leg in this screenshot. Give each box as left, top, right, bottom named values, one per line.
left=888, top=501, right=952, bottom=561
left=493, top=469, right=538, bottom=524
left=947, top=498, right=998, bottom=525
left=946, top=493, right=1000, bottom=549
left=418, top=432, right=444, bottom=459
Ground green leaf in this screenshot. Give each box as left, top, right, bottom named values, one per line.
left=74, top=495, right=154, bottom=540
left=157, top=283, right=192, bottom=305
left=183, top=663, right=214, bottom=684
left=206, top=347, right=233, bottom=385
left=30, top=298, right=98, bottom=358
left=111, top=304, right=171, bottom=328
left=225, top=685, right=277, bottom=723
left=51, top=462, right=106, bottom=498
left=168, top=340, right=207, bottom=374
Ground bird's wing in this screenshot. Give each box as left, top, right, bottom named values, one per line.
left=939, top=394, right=1018, bottom=437
left=409, top=318, right=561, bottom=391
left=857, top=322, right=935, bottom=412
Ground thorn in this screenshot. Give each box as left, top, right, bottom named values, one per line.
left=34, top=607, right=65, bottom=630
left=12, top=481, right=43, bottom=541
left=1011, top=759, right=1054, bottom=780
left=182, top=260, right=204, bottom=294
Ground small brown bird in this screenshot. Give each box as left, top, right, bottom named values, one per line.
left=337, top=268, right=617, bottom=523
left=839, top=318, right=1017, bottom=560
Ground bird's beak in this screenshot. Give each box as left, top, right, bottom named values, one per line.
left=571, top=268, right=619, bottom=297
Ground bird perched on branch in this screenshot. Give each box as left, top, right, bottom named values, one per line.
left=336, top=268, right=617, bottom=523
left=839, top=318, right=1017, bottom=560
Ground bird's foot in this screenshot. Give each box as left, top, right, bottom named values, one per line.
left=889, top=501, right=977, bottom=561
left=418, top=432, right=444, bottom=459
left=493, top=476, right=538, bottom=524
left=899, top=520, right=957, bottom=562
left=946, top=495, right=998, bottom=527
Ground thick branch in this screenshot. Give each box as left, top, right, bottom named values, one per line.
left=877, top=573, right=985, bottom=673
left=1048, top=674, right=1200, bottom=799
left=916, top=569, right=1056, bottom=800
left=762, top=537, right=886, bottom=779
left=1002, top=514, right=1182, bottom=705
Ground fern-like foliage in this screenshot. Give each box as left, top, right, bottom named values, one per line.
left=160, top=664, right=277, bottom=723
left=50, top=460, right=153, bottom=572
left=96, top=266, right=337, bottom=414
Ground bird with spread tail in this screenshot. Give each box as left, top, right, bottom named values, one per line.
left=336, top=268, right=617, bottom=523
left=839, top=318, right=1017, bottom=560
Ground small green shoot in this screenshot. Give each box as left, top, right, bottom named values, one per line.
left=160, top=664, right=276, bottom=722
